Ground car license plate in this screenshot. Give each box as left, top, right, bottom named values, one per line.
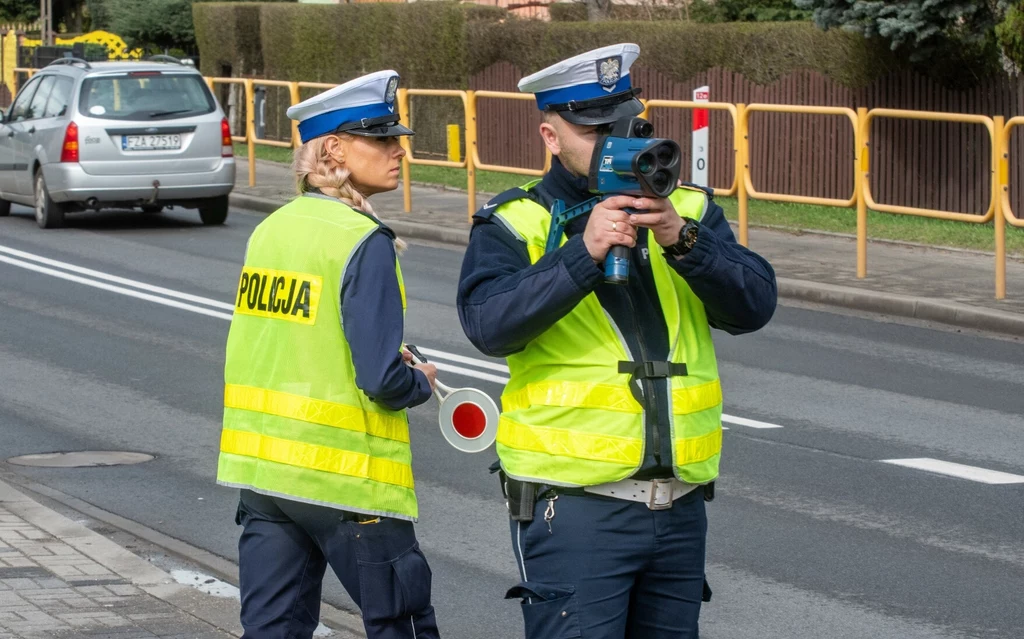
left=122, top=134, right=181, bottom=151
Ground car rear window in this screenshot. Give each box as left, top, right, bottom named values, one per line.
left=78, top=72, right=215, bottom=121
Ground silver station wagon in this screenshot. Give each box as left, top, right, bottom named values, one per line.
left=0, top=56, right=235, bottom=229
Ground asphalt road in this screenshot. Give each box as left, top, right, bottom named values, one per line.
left=1, top=204, right=1022, bottom=639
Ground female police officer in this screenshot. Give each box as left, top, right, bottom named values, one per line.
left=216, top=71, right=442, bottom=639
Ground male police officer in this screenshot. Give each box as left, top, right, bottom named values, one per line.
left=457, top=44, right=777, bottom=638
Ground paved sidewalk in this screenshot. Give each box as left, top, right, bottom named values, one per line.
left=0, top=479, right=241, bottom=638
left=232, top=158, right=1024, bottom=337
left=0, top=478, right=363, bottom=639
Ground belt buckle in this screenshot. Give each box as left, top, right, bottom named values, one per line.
left=646, top=479, right=673, bottom=510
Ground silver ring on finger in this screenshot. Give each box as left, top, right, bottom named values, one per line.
left=611, top=221, right=618, bottom=232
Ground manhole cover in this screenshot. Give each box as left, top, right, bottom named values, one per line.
left=7, top=451, right=154, bottom=468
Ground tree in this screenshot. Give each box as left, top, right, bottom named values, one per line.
left=103, top=0, right=295, bottom=52
left=714, top=0, right=810, bottom=22
left=996, top=1, right=1024, bottom=70
left=793, top=0, right=1011, bottom=61
left=107, top=0, right=196, bottom=51
left=586, top=0, right=612, bottom=21
left=0, top=0, right=88, bottom=30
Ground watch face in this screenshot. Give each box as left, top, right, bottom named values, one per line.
left=684, top=223, right=698, bottom=248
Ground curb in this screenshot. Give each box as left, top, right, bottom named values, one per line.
left=230, top=193, right=1024, bottom=338
left=778, top=278, right=1024, bottom=337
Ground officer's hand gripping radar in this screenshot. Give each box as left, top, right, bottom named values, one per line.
left=545, top=116, right=682, bottom=284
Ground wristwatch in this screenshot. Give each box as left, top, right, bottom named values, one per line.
left=663, top=218, right=699, bottom=258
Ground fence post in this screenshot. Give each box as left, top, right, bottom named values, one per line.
left=289, top=82, right=300, bottom=149
left=245, top=79, right=255, bottom=188
left=466, top=90, right=477, bottom=223
left=994, top=115, right=1006, bottom=300
left=398, top=88, right=412, bottom=214
left=735, top=103, right=748, bottom=247
left=856, top=107, right=868, bottom=279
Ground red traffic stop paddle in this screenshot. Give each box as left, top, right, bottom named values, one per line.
left=406, top=345, right=499, bottom=453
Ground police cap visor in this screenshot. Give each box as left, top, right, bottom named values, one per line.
left=550, top=96, right=644, bottom=127
left=348, top=122, right=415, bottom=138
left=335, top=114, right=414, bottom=138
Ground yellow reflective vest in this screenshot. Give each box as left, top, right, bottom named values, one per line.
left=492, top=187, right=723, bottom=487
left=217, top=195, right=419, bottom=521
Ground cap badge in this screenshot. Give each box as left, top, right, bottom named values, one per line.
left=597, top=57, right=621, bottom=92
left=385, top=76, right=399, bottom=105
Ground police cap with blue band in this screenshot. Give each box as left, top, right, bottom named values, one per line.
left=287, top=70, right=414, bottom=143
left=518, top=43, right=644, bottom=126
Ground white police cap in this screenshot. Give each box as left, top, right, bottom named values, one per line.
left=517, top=43, right=643, bottom=126
left=286, top=70, right=413, bottom=144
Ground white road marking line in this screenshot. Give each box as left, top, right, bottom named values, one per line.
left=417, top=346, right=510, bottom=373
left=0, top=254, right=234, bottom=321
left=722, top=414, right=783, bottom=429
left=881, top=458, right=1024, bottom=485
left=432, top=362, right=510, bottom=386
left=0, top=244, right=234, bottom=311
left=2, top=247, right=786, bottom=432
left=168, top=571, right=334, bottom=636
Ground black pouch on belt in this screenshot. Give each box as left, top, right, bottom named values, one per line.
left=491, top=460, right=536, bottom=522
left=703, top=481, right=715, bottom=502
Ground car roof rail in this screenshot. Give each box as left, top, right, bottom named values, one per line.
left=146, top=54, right=184, bottom=65
left=46, top=57, right=92, bottom=70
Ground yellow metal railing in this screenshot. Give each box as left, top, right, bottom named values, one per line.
left=861, top=109, right=1001, bottom=290
left=469, top=90, right=552, bottom=176
left=207, top=77, right=256, bottom=186
left=398, top=88, right=476, bottom=221
left=862, top=110, right=997, bottom=223
left=739, top=104, right=861, bottom=259
left=8, top=67, right=1024, bottom=299
left=12, top=67, right=35, bottom=93
left=252, top=79, right=300, bottom=150
left=641, top=99, right=739, bottom=199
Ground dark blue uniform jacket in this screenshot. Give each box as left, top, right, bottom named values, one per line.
left=456, top=158, right=777, bottom=478
left=328, top=201, right=431, bottom=411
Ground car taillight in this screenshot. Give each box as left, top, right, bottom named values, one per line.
left=60, top=122, right=79, bottom=163
left=221, top=118, right=233, bottom=157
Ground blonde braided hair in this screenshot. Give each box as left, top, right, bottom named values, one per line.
left=293, top=134, right=406, bottom=252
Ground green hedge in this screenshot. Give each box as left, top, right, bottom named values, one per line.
left=195, top=2, right=997, bottom=92
left=193, top=2, right=264, bottom=76
left=257, top=2, right=497, bottom=87
left=468, top=20, right=896, bottom=88
left=548, top=0, right=808, bottom=23
left=549, top=1, right=721, bottom=23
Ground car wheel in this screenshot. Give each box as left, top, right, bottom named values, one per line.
left=34, top=171, right=65, bottom=229
left=141, top=204, right=163, bottom=214
left=198, top=195, right=229, bottom=226
left=0, top=198, right=10, bottom=217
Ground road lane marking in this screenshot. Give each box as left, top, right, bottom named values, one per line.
left=721, top=415, right=784, bottom=429
left=417, top=346, right=510, bottom=373
left=421, top=351, right=785, bottom=429
left=1, top=246, right=785, bottom=430
left=0, top=245, right=234, bottom=311
left=431, top=362, right=511, bottom=386
left=881, top=458, right=1024, bottom=484
left=0, top=254, right=234, bottom=321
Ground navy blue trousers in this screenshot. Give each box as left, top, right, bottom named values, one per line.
left=507, top=488, right=708, bottom=639
left=235, top=490, right=440, bottom=639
